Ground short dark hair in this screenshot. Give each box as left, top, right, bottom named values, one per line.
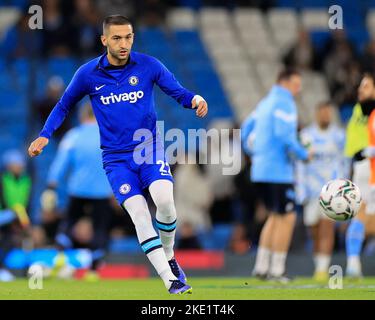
left=277, top=67, right=301, bottom=83
left=103, top=15, right=133, bottom=34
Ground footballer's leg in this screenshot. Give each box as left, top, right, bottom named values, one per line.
left=86, top=198, right=113, bottom=281
left=105, top=161, right=191, bottom=294
left=253, top=214, right=275, bottom=278
left=123, top=195, right=191, bottom=294
left=304, top=200, right=333, bottom=281
left=140, top=143, right=190, bottom=287
left=346, top=202, right=367, bottom=278
left=267, top=183, right=297, bottom=283
left=268, top=211, right=296, bottom=282
left=252, top=183, right=273, bottom=279
left=149, top=179, right=187, bottom=283
left=313, top=218, right=334, bottom=282
left=52, top=197, right=85, bottom=278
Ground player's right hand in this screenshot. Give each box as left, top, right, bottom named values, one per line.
left=191, top=95, right=208, bottom=118
left=28, top=137, right=49, bottom=157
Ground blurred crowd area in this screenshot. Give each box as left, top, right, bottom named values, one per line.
left=1, top=0, right=375, bottom=258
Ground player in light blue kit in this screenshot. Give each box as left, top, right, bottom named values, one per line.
left=241, top=69, right=311, bottom=282
left=296, top=102, right=346, bottom=281
left=28, top=15, right=208, bottom=294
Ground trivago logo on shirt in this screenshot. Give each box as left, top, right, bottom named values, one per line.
left=100, top=91, right=145, bottom=105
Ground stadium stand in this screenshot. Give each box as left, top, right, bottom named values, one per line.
left=1, top=0, right=375, bottom=267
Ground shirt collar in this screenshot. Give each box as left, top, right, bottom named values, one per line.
left=97, top=51, right=138, bottom=69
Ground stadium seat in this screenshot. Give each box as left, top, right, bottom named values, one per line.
left=46, top=57, right=79, bottom=84
left=137, top=27, right=166, bottom=44
left=176, top=0, right=202, bottom=10
left=198, top=224, right=233, bottom=250
left=199, top=7, right=231, bottom=29
left=166, top=8, right=197, bottom=30
left=298, top=0, right=329, bottom=8
left=109, top=237, right=142, bottom=254
left=276, top=0, right=297, bottom=7
left=267, top=9, right=299, bottom=53
left=301, top=9, right=330, bottom=30
left=0, top=6, right=20, bottom=37
left=309, top=30, right=331, bottom=51
left=366, top=9, right=375, bottom=39
left=244, top=41, right=279, bottom=61
left=233, top=8, right=264, bottom=29
left=347, top=27, right=370, bottom=53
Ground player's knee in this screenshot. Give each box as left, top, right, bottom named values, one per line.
left=154, top=196, right=174, bottom=212
left=155, top=199, right=176, bottom=219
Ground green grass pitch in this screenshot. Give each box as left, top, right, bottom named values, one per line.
left=1, top=277, right=375, bottom=300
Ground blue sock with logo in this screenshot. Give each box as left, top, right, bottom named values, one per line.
left=346, top=220, right=365, bottom=257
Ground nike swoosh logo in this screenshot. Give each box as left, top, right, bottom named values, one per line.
left=95, top=85, right=106, bottom=91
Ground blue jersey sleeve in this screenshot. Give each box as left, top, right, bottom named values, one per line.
left=47, top=130, right=76, bottom=185
left=152, top=58, right=195, bottom=109
left=273, top=104, right=308, bottom=161
left=241, top=111, right=256, bottom=155
left=39, top=67, right=88, bottom=139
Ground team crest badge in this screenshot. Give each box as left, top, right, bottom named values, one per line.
left=129, top=76, right=139, bottom=86
left=119, top=184, right=131, bottom=195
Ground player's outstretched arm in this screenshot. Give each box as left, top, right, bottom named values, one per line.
left=191, top=95, right=208, bottom=118
left=28, top=136, right=49, bottom=157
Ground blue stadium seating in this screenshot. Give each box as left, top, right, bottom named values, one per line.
left=298, top=0, right=329, bottom=8
left=309, top=31, right=331, bottom=52
left=276, top=0, right=298, bottom=7
left=109, top=237, right=142, bottom=254
left=198, top=223, right=233, bottom=250
left=0, top=0, right=28, bottom=9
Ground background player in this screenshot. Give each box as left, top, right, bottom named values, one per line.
left=296, top=102, right=346, bottom=281
left=0, top=150, right=31, bottom=281
left=241, top=68, right=312, bottom=282
left=28, top=15, right=208, bottom=294
left=41, top=103, right=113, bottom=280
left=346, top=73, right=375, bottom=278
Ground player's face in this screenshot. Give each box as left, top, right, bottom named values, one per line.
left=358, top=76, right=375, bottom=102
left=316, top=105, right=332, bottom=129
left=101, top=24, right=134, bottom=63
left=287, top=75, right=302, bottom=97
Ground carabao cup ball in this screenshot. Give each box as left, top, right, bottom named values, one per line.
left=319, top=179, right=362, bottom=221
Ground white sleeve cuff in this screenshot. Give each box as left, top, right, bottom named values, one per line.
left=192, top=95, right=205, bottom=107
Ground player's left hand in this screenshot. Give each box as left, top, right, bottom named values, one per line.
left=192, top=95, right=208, bottom=118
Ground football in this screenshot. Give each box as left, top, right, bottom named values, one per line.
left=319, top=179, right=362, bottom=221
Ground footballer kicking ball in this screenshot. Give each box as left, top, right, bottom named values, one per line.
left=319, top=179, right=362, bottom=221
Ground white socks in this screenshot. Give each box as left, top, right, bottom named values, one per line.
left=314, top=254, right=331, bottom=273
left=269, top=252, right=287, bottom=277
left=347, top=255, right=362, bottom=273
left=253, top=247, right=271, bottom=275
left=147, top=248, right=177, bottom=289
left=123, top=195, right=177, bottom=289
